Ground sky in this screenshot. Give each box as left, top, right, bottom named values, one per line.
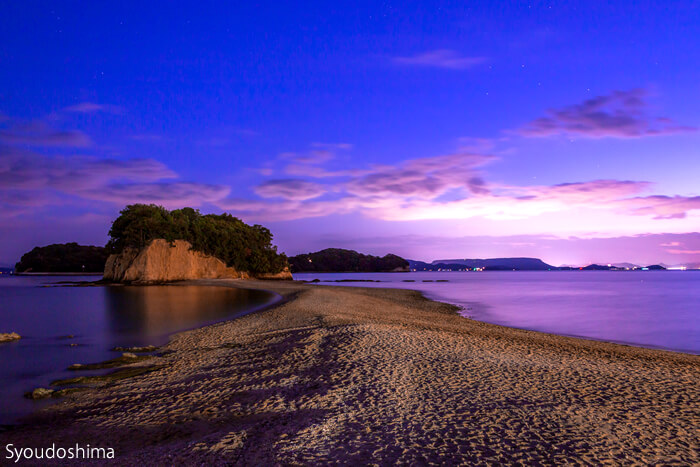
left=1, top=1, right=699, bottom=267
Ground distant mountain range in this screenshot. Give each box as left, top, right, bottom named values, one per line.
left=409, top=257, right=555, bottom=271
left=408, top=257, right=692, bottom=271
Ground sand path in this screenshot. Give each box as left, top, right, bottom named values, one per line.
left=2, top=279, right=698, bottom=464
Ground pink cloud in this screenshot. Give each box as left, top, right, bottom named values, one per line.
left=518, top=89, right=696, bottom=138
left=393, top=50, right=487, bottom=69
left=229, top=140, right=700, bottom=228
left=666, top=249, right=700, bottom=255
left=618, top=195, right=700, bottom=219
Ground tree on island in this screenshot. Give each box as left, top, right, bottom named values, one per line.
left=107, top=204, right=288, bottom=274
left=15, top=243, right=109, bottom=273
left=288, top=248, right=409, bottom=273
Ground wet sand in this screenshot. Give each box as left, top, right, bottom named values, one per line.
left=3, top=279, right=699, bottom=464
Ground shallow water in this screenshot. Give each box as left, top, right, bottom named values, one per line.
left=0, top=276, right=278, bottom=425
left=294, top=271, right=700, bottom=355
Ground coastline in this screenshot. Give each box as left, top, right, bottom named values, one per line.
left=3, top=279, right=698, bottom=464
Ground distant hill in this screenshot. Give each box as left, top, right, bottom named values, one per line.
left=430, top=257, right=556, bottom=271
left=289, top=249, right=409, bottom=273
left=612, top=262, right=640, bottom=269
left=15, top=243, right=110, bottom=273
left=408, top=260, right=475, bottom=271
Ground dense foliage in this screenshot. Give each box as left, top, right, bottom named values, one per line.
left=288, top=248, right=409, bottom=273
left=15, top=243, right=109, bottom=273
left=107, top=204, right=288, bottom=274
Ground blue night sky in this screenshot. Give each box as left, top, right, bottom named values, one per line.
left=1, top=1, right=699, bottom=266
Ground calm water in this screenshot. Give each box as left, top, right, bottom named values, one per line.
left=0, top=276, right=278, bottom=425
left=295, top=271, right=700, bottom=355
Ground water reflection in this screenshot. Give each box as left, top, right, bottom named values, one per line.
left=104, top=285, right=275, bottom=347
left=0, top=278, right=278, bottom=425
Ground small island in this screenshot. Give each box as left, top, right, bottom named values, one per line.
left=103, top=204, right=291, bottom=283
left=288, top=248, right=409, bottom=273
left=15, top=243, right=109, bottom=273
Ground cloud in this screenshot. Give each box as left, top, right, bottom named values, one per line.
left=0, top=149, right=229, bottom=215
left=225, top=138, right=700, bottom=226
left=254, top=179, right=327, bottom=200
left=83, top=182, right=230, bottom=208
left=0, top=120, right=91, bottom=147
left=310, top=142, right=353, bottom=150
left=276, top=143, right=363, bottom=178
left=280, top=150, right=335, bottom=165
left=666, top=249, right=700, bottom=255
left=284, top=164, right=365, bottom=178
left=0, top=149, right=176, bottom=191
left=618, top=195, right=700, bottom=220
left=346, top=153, right=495, bottom=198
left=518, top=89, right=696, bottom=138
left=64, top=102, right=124, bottom=114
left=220, top=197, right=357, bottom=221
left=393, top=50, right=486, bottom=69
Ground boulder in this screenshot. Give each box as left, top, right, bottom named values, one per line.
left=25, top=388, right=54, bottom=399
left=0, top=332, right=21, bottom=343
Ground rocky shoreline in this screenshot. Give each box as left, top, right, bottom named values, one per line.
left=3, top=279, right=699, bottom=464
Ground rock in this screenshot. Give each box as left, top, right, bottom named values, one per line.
left=103, top=239, right=292, bottom=283
left=0, top=332, right=21, bottom=343
left=122, top=352, right=138, bottom=359
left=25, top=388, right=54, bottom=399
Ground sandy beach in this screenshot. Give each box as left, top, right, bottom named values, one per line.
left=3, top=279, right=699, bottom=465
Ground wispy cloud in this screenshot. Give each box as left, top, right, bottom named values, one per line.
left=666, top=249, right=700, bottom=255
left=618, top=195, right=700, bottom=220
left=63, top=102, right=124, bottom=114
left=82, top=182, right=230, bottom=207
left=393, top=49, right=486, bottom=69
left=0, top=149, right=176, bottom=191
left=226, top=145, right=700, bottom=228
left=254, top=179, right=327, bottom=200
left=0, top=149, right=230, bottom=215
left=0, top=120, right=91, bottom=147
left=346, top=153, right=493, bottom=198
left=518, top=89, right=696, bottom=138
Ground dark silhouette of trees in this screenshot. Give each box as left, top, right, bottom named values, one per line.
left=15, top=243, right=109, bottom=273
left=288, top=248, right=408, bottom=273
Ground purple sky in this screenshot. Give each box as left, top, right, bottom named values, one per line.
left=1, top=2, right=699, bottom=267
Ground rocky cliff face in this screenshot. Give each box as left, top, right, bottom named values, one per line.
left=103, top=239, right=292, bottom=283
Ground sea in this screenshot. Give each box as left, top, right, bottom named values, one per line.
left=1, top=271, right=698, bottom=426
left=295, top=270, right=700, bottom=355
left=0, top=276, right=279, bottom=426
